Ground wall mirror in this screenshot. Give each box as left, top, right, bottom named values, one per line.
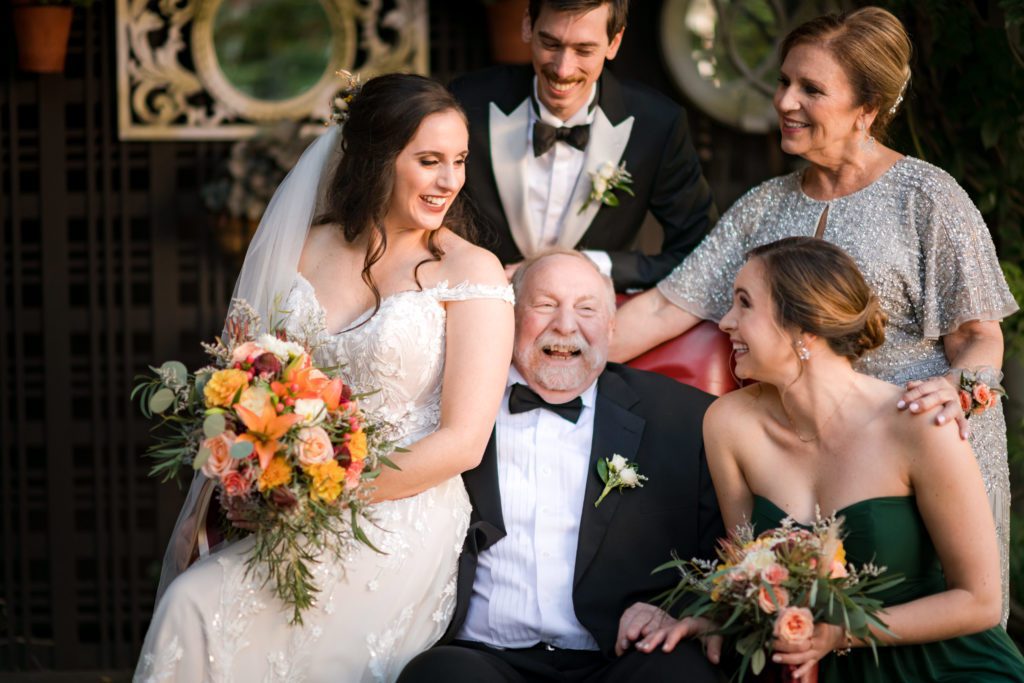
left=117, top=0, right=427, bottom=140
left=660, top=0, right=847, bottom=133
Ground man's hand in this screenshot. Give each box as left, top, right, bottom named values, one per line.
left=504, top=261, right=523, bottom=281
left=224, top=499, right=258, bottom=532
left=899, top=374, right=969, bottom=440
left=615, top=602, right=680, bottom=656
left=634, top=615, right=722, bottom=664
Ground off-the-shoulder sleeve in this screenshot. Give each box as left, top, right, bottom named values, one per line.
left=656, top=185, right=764, bottom=321
left=919, top=178, right=1019, bottom=339
left=432, top=280, right=516, bottom=305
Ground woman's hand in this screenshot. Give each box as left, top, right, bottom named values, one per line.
left=631, top=615, right=723, bottom=664
left=771, top=622, right=845, bottom=680
left=899, top=374, right=969, bottom=440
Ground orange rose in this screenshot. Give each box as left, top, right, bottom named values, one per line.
left=773, top=606, right=814, bottom=643
left=296, top=426, right=334, bottom=467
left=758, top=585, right=789, bottom=614
left=973, top=383, right=992, bottom=406
left=200, top=431, right=237, bottom=479
left=959, top=390, right=973, bottom=414
left=346, top=459, right=365, bottom=488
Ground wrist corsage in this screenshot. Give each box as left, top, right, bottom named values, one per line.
left=580, top=160, right=634, bottom=214
left=953, top=366, right=1006, bottom=418
left=595, top=453, right=646, bottom=507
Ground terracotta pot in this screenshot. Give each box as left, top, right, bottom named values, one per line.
left=13, top=4, right=74, bottom=74
left=485, top=0, right=532, bottom=64
left=754, top=661, right=819, bottom=683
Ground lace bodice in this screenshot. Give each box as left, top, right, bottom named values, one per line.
left=285, top=274, right=514, bottom=447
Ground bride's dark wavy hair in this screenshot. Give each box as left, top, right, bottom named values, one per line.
left=314, top=73, right=475, bottom=328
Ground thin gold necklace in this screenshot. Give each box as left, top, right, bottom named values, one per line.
left=783, top=378, right=858, bottom=443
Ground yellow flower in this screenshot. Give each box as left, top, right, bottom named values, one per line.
left=258, top=455, right=292, bottom=492
left=348, top=430, right=368, bottom=462
left=204, top=368, right=249, bottom=408
left=308, top=460, right=345, bottom=503
left=833, top=541, right=846, bottom=566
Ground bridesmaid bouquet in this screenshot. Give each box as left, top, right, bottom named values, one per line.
left=657, top=516, right=901, bottom=681
left=133, top=298, right=396, bottom=625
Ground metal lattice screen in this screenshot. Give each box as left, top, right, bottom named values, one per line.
left=1, top=1, right=491, bottom=672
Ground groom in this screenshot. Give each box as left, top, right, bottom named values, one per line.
left=450, top=0, right=716, bottom=291
left=398, top=250, right=723, bottom=682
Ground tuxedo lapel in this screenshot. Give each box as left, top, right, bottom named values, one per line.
left=462, top=430, right=504, bottom=537
left=573, top=370, right=645, bottom=588
left=557, top=106, right=634, bottom=250
left=489, top=98, right=537, bottom=257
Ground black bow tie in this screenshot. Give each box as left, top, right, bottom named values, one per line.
left=508, top=383, right=583, bottom=423
left=532, top=121, right=590, bottom=157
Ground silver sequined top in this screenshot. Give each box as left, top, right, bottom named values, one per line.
left=658, top=156, right=1018, bottom=385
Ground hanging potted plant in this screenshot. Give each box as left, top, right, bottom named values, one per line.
left=481, top=0, right=532, bottom=64
left=201, top=121, right=314, bottom=265
left=12, top=0, right=94, bottom=74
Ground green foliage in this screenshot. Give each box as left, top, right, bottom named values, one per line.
left=879, top=0, right=1024, bottom=263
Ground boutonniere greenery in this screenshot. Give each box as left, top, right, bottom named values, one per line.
left=579, top=160, right=634, bottom=213
left=595, top=453, right=647, bottom=507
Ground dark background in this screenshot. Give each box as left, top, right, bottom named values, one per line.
left=6, top=0, right=1005, bottom=676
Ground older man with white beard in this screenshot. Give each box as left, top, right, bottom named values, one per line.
left=399, top=249, right=724, bottom=682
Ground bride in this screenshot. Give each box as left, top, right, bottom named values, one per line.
left=134, top=74, right=514, bottom=682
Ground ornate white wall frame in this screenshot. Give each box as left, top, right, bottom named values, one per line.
left=117, top=0, right=428, bottom=140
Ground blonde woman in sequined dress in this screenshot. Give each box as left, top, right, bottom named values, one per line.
left=612, top=7, right=1019, bottom=622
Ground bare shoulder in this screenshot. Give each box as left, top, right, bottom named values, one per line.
left=705, top=385, right=763, bottom=443
left=435, top=229, right=506, bottom=288
left=299, top=223, right=343, bottom=271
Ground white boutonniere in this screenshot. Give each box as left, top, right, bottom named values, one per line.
left=579, top=160, right=634, bottom=214
left=595, top=453, right=647, bottom=507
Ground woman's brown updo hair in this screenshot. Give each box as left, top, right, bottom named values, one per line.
left=780, top=6, right=912, bottom=140
left=315, top=73, right=474, bottom=326
left=747, top=237, right=887, bottom=360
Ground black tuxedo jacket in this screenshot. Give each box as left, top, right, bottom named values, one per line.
left=450, top=65, right=716, bottom=290
left=440, top=363, right=724, bottom=658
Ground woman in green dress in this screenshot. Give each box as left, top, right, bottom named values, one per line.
left=638, top=238, right=1024, bottom=682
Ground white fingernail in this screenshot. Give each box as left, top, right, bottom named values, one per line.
left=936, top=415, right=946, bottom=424
left=897, top=400, right=906, bottom=409
left=909, top=402, right=919, bottom=411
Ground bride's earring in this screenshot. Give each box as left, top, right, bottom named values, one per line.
left=795, top=339, right=811, bottom=361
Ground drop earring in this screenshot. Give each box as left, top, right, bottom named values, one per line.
left=795, top=339, right=811, bottom=361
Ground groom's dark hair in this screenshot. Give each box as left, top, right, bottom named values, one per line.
left=528, top=0, right=629, bottom=41
left=315, top=74, right=474, bottom=329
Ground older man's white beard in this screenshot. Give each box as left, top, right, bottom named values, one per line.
left=517, top=332, right=607, bottom=393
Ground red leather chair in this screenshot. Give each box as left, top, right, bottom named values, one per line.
left=618, top=295, right=739, bottom=397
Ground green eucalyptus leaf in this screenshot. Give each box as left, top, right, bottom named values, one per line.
left=193, top=446, right=212, bottom=470
left=230, top=441, right=254, bottom=459
left=162, top=360, right=188, bottom=386
left=203, top=413, right=226, bottom=438
left=751, top=647, right=766, bottom=675
left=149, top=388, right=175, bottom=414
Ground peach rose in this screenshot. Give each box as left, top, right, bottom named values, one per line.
left=296, top=426, right=334, bottom=467
left=761, top=563, right=789, bottom=586
left=829, top=560, right=849, bottom=579
left=237, top=385, right=274, bottom=416
left=201, top=431, right=237, bottom=479
left=973, top=383, right=992, bottom=407
left=231, top=341, right=265, bottom=364
left=959, top=389, right=973, bottom=414
left=221, top=470, right=253, bottom=498
left=773, top=606, right=814, bottom=643
left=346, top=459, right=365, bottom=488
left=758, top=585, right=789, bottom=614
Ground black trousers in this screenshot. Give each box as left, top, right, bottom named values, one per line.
left=397, top=639, right=723, bottom=683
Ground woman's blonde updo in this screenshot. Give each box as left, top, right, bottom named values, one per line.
left=747, top=237, right=887, bottom=360
left=780, top=6, right=912, bottom=139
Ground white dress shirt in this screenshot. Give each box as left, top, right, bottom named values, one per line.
left=458, top=367, right=600, bottom=650
left=526, top=79, right=613, bottom=278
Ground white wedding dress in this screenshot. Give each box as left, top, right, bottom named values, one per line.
left=134, top=273, right=514, bottom=683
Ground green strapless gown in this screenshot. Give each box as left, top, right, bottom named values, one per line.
left=752, top=495, right=1024, bottom=682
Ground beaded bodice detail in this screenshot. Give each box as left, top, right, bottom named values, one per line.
left=285, top=274, right=514, bottom=447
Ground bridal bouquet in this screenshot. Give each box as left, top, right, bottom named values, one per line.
left=657, top=516, right=901, bottom=681
left=133, top=299, right=395, bottom=624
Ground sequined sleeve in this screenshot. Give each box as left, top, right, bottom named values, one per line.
left=918, top=171, right=1019, bottom=339
left=656, top=183, right=769, bottom=321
